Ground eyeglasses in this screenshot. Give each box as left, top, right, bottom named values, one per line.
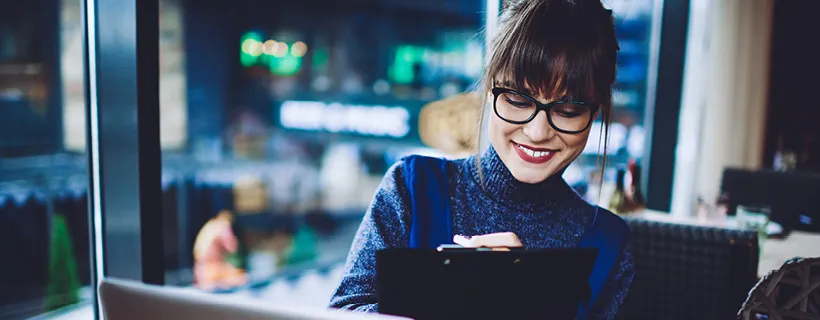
left=491, top=87, right=599, bottom=134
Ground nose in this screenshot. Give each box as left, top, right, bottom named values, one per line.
left=522, top=110, right=556, bottom=143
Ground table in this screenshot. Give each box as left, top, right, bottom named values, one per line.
left=757, top=231, right=820, bottom=277
left=632, top=210, right=820, bottom=278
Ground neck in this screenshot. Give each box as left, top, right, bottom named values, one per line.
left=469, top=146, right=573, bottom=212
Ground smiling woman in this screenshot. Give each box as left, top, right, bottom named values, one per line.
left=330, top=1, right=634, bottom=319
left=479, top=0, right=617, bottom=185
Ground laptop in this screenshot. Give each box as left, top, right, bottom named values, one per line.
left=99, top=278, right=409, bottom=320
left=376, top=248, right=598, bottom=320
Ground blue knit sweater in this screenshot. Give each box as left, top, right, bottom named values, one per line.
left=329, top=147, right=634, bottom=319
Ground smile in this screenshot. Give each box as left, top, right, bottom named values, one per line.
left=512, top=142, right=556, bottom=164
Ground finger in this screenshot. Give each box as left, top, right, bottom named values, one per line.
left=469, top=232, right=523, bottom=247
left=453, top=235, right=474, bottom=247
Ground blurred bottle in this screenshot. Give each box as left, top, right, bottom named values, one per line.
left=773, top=134, right=797, bottom=171
left=695, top=196, right=710, bottom=221
left=609, top=160, right=646, bottom=214
left=624, top=160, right=646, bottom=211
left=227, top=110, right=269, bottom=159
left=608, top=167, right=626, bottom=214
left=695, top=191, right=729, bottom=224
left=233, top=175, right=268, bottom=214
left=713, top=191, right=730, bottom=222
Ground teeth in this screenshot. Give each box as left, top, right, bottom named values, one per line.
left=517, top=144, right=552, bottom=158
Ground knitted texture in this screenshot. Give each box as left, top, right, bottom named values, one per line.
left=330, top=147, right=634, bottom=319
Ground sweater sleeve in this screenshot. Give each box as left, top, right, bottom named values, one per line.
left=328, top=161, right=412, bottom=312
left=588, top=243, right=635, bottom=320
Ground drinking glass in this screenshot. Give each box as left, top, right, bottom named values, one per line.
left=736, top=205, right=771, bottom=252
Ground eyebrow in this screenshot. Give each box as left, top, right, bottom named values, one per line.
left=495, top=80, right=534, bottom=96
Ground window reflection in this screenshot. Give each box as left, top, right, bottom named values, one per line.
left=568, top=0, right=657, bottom=207
left=157, top=0, right=487, bottom=300
left=0, top=0, right=91, bottom=318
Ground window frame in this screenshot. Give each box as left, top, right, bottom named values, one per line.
left=83, top=0, right=164, bottom=317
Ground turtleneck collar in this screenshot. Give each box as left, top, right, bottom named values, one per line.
left=467, top=146, right=574, bottom=212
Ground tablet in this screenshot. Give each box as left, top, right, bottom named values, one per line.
left=376, top=248, right=598, bottom=320
left=99, top=278, right=408, bottom=320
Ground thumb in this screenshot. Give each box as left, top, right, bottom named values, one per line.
left=454, top=232, right=522, bottom=247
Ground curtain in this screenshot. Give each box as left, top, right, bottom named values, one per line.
left=671, top=0, right=774, bottom=217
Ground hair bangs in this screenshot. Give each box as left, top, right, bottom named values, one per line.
left=487, top=0, right=617, bottom=105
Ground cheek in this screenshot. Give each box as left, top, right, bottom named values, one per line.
left=488, top=115, right=519, bottom=141
left=558, top=131, right=591, bottom=154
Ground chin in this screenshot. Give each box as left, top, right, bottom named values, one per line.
left=509, top=168, right=554, bottom=184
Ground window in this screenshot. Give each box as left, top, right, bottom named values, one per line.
left=10, top=0, right=670, bottom=318
left=567, top=0, right=660, bottom=208
left=0, top=0, right=92, bottom=318
left=156, top=0, right=487, bottom=306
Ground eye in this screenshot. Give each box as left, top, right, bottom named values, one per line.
left=500, top=92, right=533, bottom=108
left=552, top=104, right=588, bottom=118
left=505, top=98, right=530, bottom=107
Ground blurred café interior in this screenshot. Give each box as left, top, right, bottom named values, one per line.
left=1, top=0, right=820, bottom=319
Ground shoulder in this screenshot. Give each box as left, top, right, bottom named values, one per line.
left=593, top=207, right=630, bottom=232
left=588, top=207, right=631, bottom=250
left=554, top=186, right=630, bottom=235
left=400, top=154, right=464, bottom=170
left=377, top=155, right=457, bottom=198
left=399, top=154, right=471, bottom=181
left=597, top=207, right=630, bottom=237
left=376, top=160, right=408, bottom=199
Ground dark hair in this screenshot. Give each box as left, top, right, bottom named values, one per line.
left=476, top=0, right=619, bottom=184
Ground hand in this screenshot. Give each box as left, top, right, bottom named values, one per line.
left=453, top=232, right=523, bottom=251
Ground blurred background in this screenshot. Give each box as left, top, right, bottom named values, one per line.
left=2, top=0, right=820, bottom=319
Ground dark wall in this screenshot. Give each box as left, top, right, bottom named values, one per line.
left=182, top=0, right=239, bottom=144
left=0, top=0, right=63, bottom=157
left=763, top=1, right=820, bottom=171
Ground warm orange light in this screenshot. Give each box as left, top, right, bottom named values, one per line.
left=291, top=41, right=307, bottom=57
left=263, top=40, right=278, bottom=55
left=273, top=42, right=289, bottom=58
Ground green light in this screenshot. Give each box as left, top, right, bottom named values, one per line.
left=388, top=45, right=425, bottom=84
left=240, top=54, right=258, bottom=67
left=239, top=31, right=265, bottom=67
left=270, top=54, right=302, bottom=76
left=312, top=48, right=329, bottom=72
left=259, top=53, right=272, bottom=66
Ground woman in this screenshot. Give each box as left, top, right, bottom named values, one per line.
left=330, top=0, right=634, bottom=318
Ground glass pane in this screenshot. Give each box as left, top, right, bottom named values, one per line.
left=159, top=0, right=485, bottom=307
left=565, top=0, right=658, bottom=212
left=0, top=0, right=92, bottom=318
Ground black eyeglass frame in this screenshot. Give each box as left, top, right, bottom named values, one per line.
left=491, top=87, right=600, bottom=134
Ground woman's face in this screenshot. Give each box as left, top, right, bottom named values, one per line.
left=488, top=86, right=594, bottom=184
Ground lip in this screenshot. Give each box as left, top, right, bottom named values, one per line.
left=512, top=141, right=556, bottom=164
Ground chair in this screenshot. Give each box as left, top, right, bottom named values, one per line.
left=618, top=218, right=760, bottom=320
left=737, top=257, right=820, bottom=320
